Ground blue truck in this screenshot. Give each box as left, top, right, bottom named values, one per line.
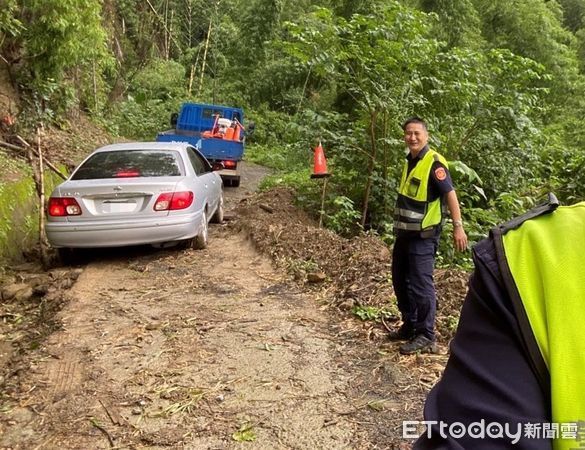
left=157, top=102, right=249, bottom=187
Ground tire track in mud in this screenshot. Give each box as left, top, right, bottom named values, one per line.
left=1, top=233, right=367, bottom=449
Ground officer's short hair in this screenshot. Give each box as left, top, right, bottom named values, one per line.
left=402, top=117, right=427, bottom=131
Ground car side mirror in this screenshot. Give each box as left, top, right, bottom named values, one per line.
left=211, top=162, right=225, bottom=171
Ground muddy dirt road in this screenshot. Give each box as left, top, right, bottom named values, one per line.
left=0, top=162, right=431, bottom=449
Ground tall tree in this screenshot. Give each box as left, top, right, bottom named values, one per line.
left=19, top=0, right=112, bottom=116
left=472, top=0, right=578, bottom=78
left=557, top=0, right=585, bottom=32
left=418, top=0, right=483, bottom=48
left=238, top=0, right=284, bottom=66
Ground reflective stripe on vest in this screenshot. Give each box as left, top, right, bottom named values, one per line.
left=393, top=149, right=448, bottom=232
left=501, top=202, right=585, bottom=450
left=394, top=208, right=425, bottom=220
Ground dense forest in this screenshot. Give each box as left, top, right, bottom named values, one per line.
left=2, top=0, right=585, bottom=262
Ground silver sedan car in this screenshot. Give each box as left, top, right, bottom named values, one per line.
left=46, top=142, right=224, bottom=256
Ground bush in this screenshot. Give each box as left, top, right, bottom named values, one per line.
left=103, top=59, right=188, bottom=140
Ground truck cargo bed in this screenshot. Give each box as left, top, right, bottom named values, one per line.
left=157, top=131, right=244, bottom=161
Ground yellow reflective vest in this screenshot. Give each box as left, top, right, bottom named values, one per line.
left=394, top=148, right=448, bottom=233
left=495, top=200, right=585, bottom=450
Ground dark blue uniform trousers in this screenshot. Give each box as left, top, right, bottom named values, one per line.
left=391, top=234, right=439, bottom=340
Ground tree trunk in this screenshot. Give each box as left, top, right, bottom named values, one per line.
left=198, top=19, right=213, bottom=96
left=163, top=0, right=170, bottom=60
left=188, top=64, right=195, bottom=96
left=186, top=0, right=193, bottom=47
left=361, top=109, right=378, bottom=228
left=145, top=0, right=181, bottom=54
left=382, top=111, right=389, bottom=218
left=92, top=59, right=99, bottom=112
left=168, top=9, right=174, bottom=60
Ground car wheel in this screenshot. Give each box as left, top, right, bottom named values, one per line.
left=192, top=210, right=208, bottom=250
left=210, top=195, right=224, bottom=223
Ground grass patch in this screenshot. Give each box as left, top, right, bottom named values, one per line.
left=352, top=304, right=397, bottom=322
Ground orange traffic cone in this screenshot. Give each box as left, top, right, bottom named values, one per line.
left=311, top=141, right=331, bottom=178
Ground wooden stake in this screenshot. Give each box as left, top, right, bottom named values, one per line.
left=318, top=177, right=328, bottom=228
left=37, top=129, right=49, bottom=267
left=25, top=128, right=50, bottom=268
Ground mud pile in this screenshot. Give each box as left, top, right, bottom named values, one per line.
left=233, top=187, right=470, bottom=343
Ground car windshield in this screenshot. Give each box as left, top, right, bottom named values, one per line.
left=71, top=150, right=183, bottom=180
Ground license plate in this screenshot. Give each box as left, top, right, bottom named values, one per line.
left=101, top=200, right=137, bottom=213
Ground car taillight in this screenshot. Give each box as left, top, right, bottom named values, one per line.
left=154, top=191, right=194, bottom=211
left=223, top=160, right=237, bottom=169
left=48, top=197, right=82, bottom=216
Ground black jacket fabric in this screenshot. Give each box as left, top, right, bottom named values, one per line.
left=414, top=237, right=551, bottom=449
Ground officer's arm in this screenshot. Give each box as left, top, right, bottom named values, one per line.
left=445, top=190, right=467, bottom=252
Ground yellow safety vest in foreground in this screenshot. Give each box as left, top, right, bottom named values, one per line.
left=500, top=201, right=585, bottom=450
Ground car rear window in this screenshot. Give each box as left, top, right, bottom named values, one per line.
left=71, top=150, right=183, bottom=180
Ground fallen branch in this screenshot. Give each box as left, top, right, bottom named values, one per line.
left=13, top=136, right=68, bottom=180
left=99, top=399, right=124, bottom=426
left=90, top=418, right=115, bottom=447
left=259, top=204, right=274, bottom=213
left=0, top=140, right=27, bottom=153
left=0, top=144, right=26, bottom=160
left=380, top=316, right=393, bottom=333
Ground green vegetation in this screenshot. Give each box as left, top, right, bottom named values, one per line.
left=352, top=305, right=397, bottom=322
left=232, top=423, right=257, bottom=442
left=2, top=0, right=585, bottom=265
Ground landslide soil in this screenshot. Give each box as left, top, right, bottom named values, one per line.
left=0, top=161, right=469, bottom=450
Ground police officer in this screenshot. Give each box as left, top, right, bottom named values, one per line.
left=415, top=196, right=585, bottom=450
left=390, top=117, right=468, bottom=354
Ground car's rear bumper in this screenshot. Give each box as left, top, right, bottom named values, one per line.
left=46, top=212, right=202, bottom=248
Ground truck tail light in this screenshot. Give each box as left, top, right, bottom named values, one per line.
left=223, top=160, right=237, bottom=169
left=154, top=191, right=194, bottom=211
left=48, top=197, right=82, bottom=216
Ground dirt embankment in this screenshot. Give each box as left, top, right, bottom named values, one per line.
left=0, top=161, right=469, bottom=449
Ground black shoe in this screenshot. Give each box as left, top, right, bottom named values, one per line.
left=399, top=334, right=438, bottom=354
left=387, top=326, right=415, bottom=341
